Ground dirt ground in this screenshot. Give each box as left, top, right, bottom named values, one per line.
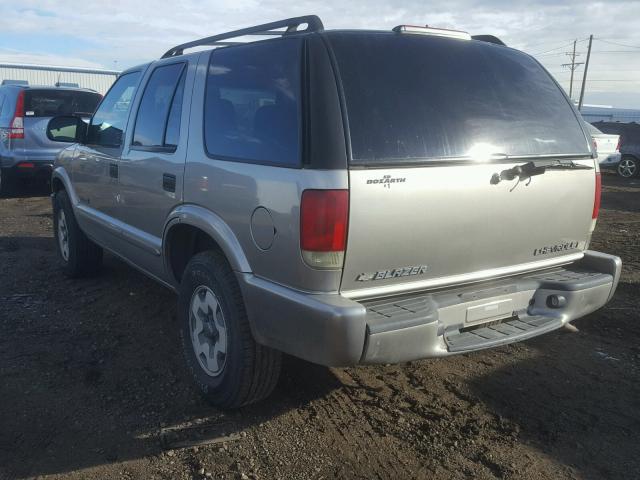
left=0, top=173, right=639, bottom=480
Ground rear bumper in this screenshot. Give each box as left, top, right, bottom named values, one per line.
left=1, top=162, right=53, bottom=180
left=238, top=251, right=621, bottom=367
left=598, top=152, right=621, bottom=168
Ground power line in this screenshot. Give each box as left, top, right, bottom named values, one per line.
left=595, top=38, right=640, bottom=49
left=590, top=50, right=640, bottom=54
left=524, top=37, right=588, bottom=50
left=531, top=39, right=588, bottom=56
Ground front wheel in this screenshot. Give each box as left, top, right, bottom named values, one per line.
left=178, top=251, right=281, bottom=409
left=617, top=156, right=638, bottom=178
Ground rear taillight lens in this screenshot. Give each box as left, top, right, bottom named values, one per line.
left=300, top=189, right=348, bottom=269
left=592, top=172, right=601, bottom=219
left=8, top=90, right=25, bottom=139
left=615, top=136, right=621, bottom=152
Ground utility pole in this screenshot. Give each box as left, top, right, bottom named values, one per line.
left=578, top=35, right=593, bottom=111
left=561, top=40, right=583, bottom=100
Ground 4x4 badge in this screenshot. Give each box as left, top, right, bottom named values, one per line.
left=366, top=174, right=406, bottom=188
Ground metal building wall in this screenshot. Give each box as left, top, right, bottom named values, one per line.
left=0, top=63, right=119, bottom=94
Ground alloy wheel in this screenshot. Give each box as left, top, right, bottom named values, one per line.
left=57, top=209, right=70, bottom=261
left=618, top=158, right=637, bottom=178
left=189, top=286, right=228, bottom=377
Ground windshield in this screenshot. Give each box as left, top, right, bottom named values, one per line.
left=24, top=89, right=102, bottom=118
left=329, top=32, right=591, bottom=164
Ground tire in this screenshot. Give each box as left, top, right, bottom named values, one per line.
left=52, top=189, right=103, bottom=277
left=617, top=156, right=638, bottom=178
left=178, top=250, right=281, bottom=409
left=0, top=169, right=14, bottom=197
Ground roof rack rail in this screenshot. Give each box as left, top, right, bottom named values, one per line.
left=162, top=15, right=324, bottom=58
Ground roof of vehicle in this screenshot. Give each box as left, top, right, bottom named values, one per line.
left=160, top=15, right=507, bottom=59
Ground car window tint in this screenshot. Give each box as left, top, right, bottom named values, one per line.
left=133, top=63, right=185, bottom=148
left=23, top=90, right=101, bottom=117
left=204, top=39, right=301, bottom=166
left=329, top=33, right=591, bottom=164
left=164, top=68, right=186, bottom=148
left=88, top=71, right=141, bottom=148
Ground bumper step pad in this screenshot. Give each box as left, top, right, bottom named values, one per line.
left=444, top=315, right=562, bottom=352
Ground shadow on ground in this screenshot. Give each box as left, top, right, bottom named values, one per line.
left=0, top=250, right=342, bottom=478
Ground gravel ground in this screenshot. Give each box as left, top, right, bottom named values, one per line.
left=0, top=173, right=639, bottom=480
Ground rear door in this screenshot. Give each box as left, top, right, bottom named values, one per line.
left=22, top=89, right=101, bottom=162
left=328, top=33, right=597, bottom=298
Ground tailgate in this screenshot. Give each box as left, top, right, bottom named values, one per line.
left=327, top=32, right=596, bottom=298
left=342, top=161, right=596, bottom=297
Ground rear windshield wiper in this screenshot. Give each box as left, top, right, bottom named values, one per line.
left=491, top=159, right=593, bottom=185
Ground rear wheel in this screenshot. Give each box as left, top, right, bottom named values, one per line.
left=617, top=156, right=638, bottom=178
left=178, top=250, right=281, bottom=409
left=53, top=189, right=103, bottom=277
left=0, top=169, right=14, bottom=197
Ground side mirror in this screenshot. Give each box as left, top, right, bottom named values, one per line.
left=46, top=116, right=88, bottom=144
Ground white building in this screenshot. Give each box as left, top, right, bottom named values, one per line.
left=0, top=62, right=119, bottom=94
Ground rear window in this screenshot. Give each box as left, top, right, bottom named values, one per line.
left=204, top=38, right=302, bottom=167
left=329, top=33, right=591, bottom=164
left=24, top=89, right=101, bottom=118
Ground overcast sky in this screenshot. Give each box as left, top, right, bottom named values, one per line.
left=1, top=0, right=639, bottom=108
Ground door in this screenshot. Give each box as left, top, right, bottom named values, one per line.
left=73, top=71, right=142, bottom=241
left=115, top=61, right=190, bottom=278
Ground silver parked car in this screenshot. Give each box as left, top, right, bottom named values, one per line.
left=585, top=122, right=622, bottom=173
left=46, top=16, right=621, bottom=408
left=0, top=84, right=101, bottom=194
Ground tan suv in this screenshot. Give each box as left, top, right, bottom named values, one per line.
left=46, top=16, right=621, bottom=408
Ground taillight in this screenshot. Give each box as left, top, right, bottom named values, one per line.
left=8, top=90, right=25, bottom=139
left=592, top=172, right=601, bottom=219
left=300, top=189, right=348, bottom=269
left=615, top=136, right=621, bottom=152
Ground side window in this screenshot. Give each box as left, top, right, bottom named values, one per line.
left=133, top=63, right=186, bottom=149
left=204, top=39, right=302, bottom=166
left=164, top=70, right=186, bottom=148
left=87, top=71, right=141, bottom=148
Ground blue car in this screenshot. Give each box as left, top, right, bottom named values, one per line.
left=0, top=84, right=102, bottom=194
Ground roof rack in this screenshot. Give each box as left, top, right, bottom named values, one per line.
left=162, top=15, right=324, bottom=58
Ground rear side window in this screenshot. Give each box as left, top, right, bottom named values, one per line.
left=204, top=39, right=302, bottom=166
left=24, top=89, right=101, bottom=117
left=88, top=71, right=141, bottom=148
left=329, top=33, right=591, bottom=164
left=133, top=63, right=186, bottom=149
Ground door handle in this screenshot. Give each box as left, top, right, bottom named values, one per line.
left=109, top=163, right=118, bottom=179
left=163, top=173, right=176, bottom=193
